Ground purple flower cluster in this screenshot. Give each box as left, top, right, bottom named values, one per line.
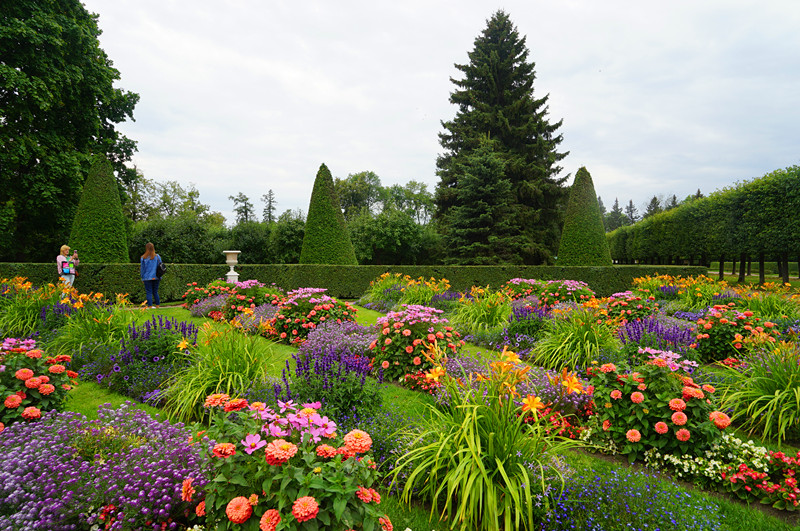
left=618, top=315, right=695, bottom=355
left=0, top=403, right=208, bottom=530
left=674, top=309, right=706, bottom=322
left=189, top=293, right=229, bottom=317
left=281, top=321, right=382, bottom=420
left=658, top=285, right=681, bottom=298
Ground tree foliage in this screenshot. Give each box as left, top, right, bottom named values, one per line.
left=261, top=189, right=277, bottom=224
left=435, top=10, right=568, bottom=264
left=68, top=156, right=129, bottom=263
left=269, top=209, right=305, bottom=264
left=300, top=164, right=357, bottom=265
left=445, top=140, right=520, bottom=265
left=556, top=167, right=611, bottom=266
left=0, top=0, right=138, bottom=260
left=128, top=217, right=227, bottom=264
left=229, top=192, right=256, bottom=224
left=334, top=171, right=385, bottom=221
left=603, top=198, right=628, bottom=232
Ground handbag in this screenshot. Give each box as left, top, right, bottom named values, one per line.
left=156, top=257, right=167, bottom=278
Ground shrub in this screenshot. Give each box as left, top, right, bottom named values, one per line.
left=369, top=305, right=463, bottom=381
left=500, top=277, right=548, bottom=300
left=535, top=279, right=596, bottom=306
left=606, top=293, right=660, bottom=323
left=198, top=396, right=388, bottom=530
left=0, top=339, right=77, bottom=427
left=272, top=288, right=357, bottom=344
left=692, top=304, right=780, bottom=363
left=68, top=155, right=129, bottom=263
left=392, top=348, right=579, bottom=530
left=190, top=293, right=229, bottom=317
left=530, top=306, right=621, bottom=370
left=556, top=166, right=612, bottom=266
left=299, top=163, right=358, bottom=265
left=585, top=359, right=727, bottom=463
left=0, top=403, right=207, bottom=530
left=182, top=279, right=232, bottom=308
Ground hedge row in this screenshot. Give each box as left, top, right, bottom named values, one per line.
left=0, top=263, right=708, bottom=302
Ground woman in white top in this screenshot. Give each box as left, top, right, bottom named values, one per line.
left=56, top=245, right=79, bottom=287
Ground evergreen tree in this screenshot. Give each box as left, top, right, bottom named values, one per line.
left=434, top=10, right=568, bottom=264
left=624, top=200, right=639, bottom=224
left=229, top=193, right=256, bottom=224
left=68, top=156, right=128, bottom=262
left=642, top=195, right=663, bottom=219
left=261, top=189, right=277, bottom=224
left=604, top=198, right=628, bottom=232
left=665, top=194, right=679, bottom=210
left=445, top=140, right=520, bottom=264
left=299, top=164, right=357, bottom=265
left=597, top=196, right=607, bottom=216
left=556, top=167, right=611, bottom=266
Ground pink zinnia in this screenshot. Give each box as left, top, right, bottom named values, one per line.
left=602, top=419, right=611, bottom=431
left=630, top=392, right=644, bottom=404
left=379, top=515, right=394, bottom=531
left=260, top=509, right=281, bottom=531
left=599, top=363, right=616, bottom=373
left=48, top=364, right=66, bottom=374
left=655, top=421, right=669, bottom=434
left=226, top=496, right=253, bottom=523
left=610, top=390, right=622, bottom=400
left=265, top=439, right=298, bottom=466
left=24, top=377, right=42, bottom=389
left=668, top=398, right=686, bottom=412
left=343, top=429, right=372, bottom=453
left=626, top=429, right=641, bottom=442
left=316, top=444, right=337, bottom=458
left=4, top=395, right=22, bottom=408
left=15, top=368, right=33, bottom=381
left=38, top=383, right=55, bottom=396
left=291, top=496, right=319, bottom=523
left=212, top=443, right=236, bottom=459
left=710, top=411, right=731, bottom=429
left=204, top=393, right=230, bottom=407
left=21, top=406, right=40, bottom=420
left=671, top=411, right=688, bottom=426
left=356, top=486, right=372, bottom=503
left=676, top=428, right=691, bottom=441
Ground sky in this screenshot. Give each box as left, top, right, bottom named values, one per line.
left=81, top=0, right=800, bottom=225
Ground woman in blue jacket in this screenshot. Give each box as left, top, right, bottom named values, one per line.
left=140, top=242, right=162, bottom=308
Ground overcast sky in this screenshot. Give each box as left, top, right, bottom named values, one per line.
left=81, top=0, right=800, bottom=225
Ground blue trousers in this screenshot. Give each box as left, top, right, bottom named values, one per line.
left=143, top=279, right=161, bottom=306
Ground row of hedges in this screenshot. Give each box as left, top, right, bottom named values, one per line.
left=607, top=165, right=800, bottom=265
left=0, top=263, right=707, bottom=302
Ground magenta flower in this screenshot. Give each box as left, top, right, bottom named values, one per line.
left=241, top=433, right=266, bottom=455
left=302, top=401, right=322, bottom=409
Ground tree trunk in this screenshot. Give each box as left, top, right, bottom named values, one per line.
left=718, top=255, right=725, bottom=281
left=782, top=252, right=790, bottom=284
left=759, top=253, right=765, bottom=285
left=688, top=256, right=694, bottom=266
left=738, top=253, right=747, bottom=283
left=731, top=258, right=737, bottom=275
left=747, top=259, right=752, bottom=276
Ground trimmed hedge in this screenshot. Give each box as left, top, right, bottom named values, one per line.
left=0, top=263, right=707, bottom=302
left=557, top=167, right=612, bottom=266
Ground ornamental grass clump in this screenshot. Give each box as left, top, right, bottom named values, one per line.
left=447, top=285, right=512, bottom=336
left=357, top=272, right=408, bottom=312
left=0, top=403, right=208, bottom=530
left=719, top=340, right=800, bottom=444
left=0, top=277, right=64, bottom=337
left=585, top=359, right=728, bottom=463
left=530, top=305, right=621, bottom=371
left=369, top=304, right=463, bottom=381
left=397, top=276, right=451, bottom=307
left=0, top=339, right=78, bottom=428
left=392, top=347, right=580, bottom=531
left=272, top=288, right=357, bottom=344
left=197, top=395, right=389, bottom=530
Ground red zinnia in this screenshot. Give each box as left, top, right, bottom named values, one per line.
left=630, top=392, right=644, bottom=404
left=4, top=395, right=22, bottom=408
left=21, top=406, right=41, bottom=420
left=181, top=477, right=195, bottom=502
left=379, top=515, right=394, bottom=531
left=316, top=444, right=337, bottom=458
left=204, top=393, right=230, bottom=407
left=356, top=486, right=372, bottom=503
left=668, top=398, right=686, bottom=412
left=655, top=421, right=669, bottom=434
left=195, top=500, right=206, bottom=517
left=626, top=429, right=641, bottom=442
left=24, top=377, right=42, bottom=389
left=710, top=411, right=731, bottom=429
left=291, top=496, right=319, bottom=523
left=676, top=428, right=691, bottom=441
left=224, top=398, right=249, bottom=412
left=48, top=364, right=66, bottom=374
left=15, top=368, right=34, bottom=380
left=39, top=384, right=55, bottom=396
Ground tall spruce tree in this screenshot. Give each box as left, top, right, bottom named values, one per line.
left=68, top=156, right=128, bottom=262
left=556, top=167, right=611, bottom=266
left=445, top=139, right=519, bottom=264
left=299, top=164, right=357, bottom=265
left=435, top=10, right=568, bottom=264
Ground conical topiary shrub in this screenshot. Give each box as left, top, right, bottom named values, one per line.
left=68, top=155, right=129, bottom=263
left=299, top=163, right=358, bottom=265
left=556, top=166, right=612, bottom=266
